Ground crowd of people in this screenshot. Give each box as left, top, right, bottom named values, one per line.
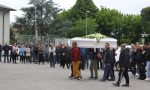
left=0, top=41, right=150, bottom=87
left=0, top=42, right=72, bottom=67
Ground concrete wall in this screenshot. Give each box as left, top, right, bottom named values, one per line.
left=0, top=11, right=10, bottom=45
left=0, top=11, right=3, bottom=44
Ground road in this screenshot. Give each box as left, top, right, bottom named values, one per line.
left=0, top=62, right=149, bottom=90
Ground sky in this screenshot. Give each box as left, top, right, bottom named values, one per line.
left=0, top=0, right=150, bottom=23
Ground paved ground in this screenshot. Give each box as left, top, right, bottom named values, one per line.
left=0, top=61, right=150, bottom=90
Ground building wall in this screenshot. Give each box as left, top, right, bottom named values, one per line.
left=0, top=11, right=10, bottom=45
left=0, top=11, right=3, bottom=44
left=4, top=12, right=10, bottom=44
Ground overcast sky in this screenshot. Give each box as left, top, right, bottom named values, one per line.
left=0, top=0, right=150, bottom=23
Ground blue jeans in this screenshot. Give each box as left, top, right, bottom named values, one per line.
left=44, top=52, right=49, bottom=62
left=85, top=55, right=89, bottom=69
left=146, top=61, right=150, bottom=78
left=55, top=54, right=60, bottom=64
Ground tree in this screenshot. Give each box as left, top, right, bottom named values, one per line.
left=120, top=15, right=142, bottom=44
left=141, top=6, right=150, bottom=34
left=96, top=7, right=123, bottom=38
left=12, top=0, right=61, bottom=36
left=68, top=18, right=97, bottom=38
left=12, top=16, right=30, bottom=34
left=68, top=0, right=98, bottom=22
left=59, top=0, right=98, bottom=38
left=96, top=7, right=142, bottom=44
left=49, top=15, right=72, bottom=37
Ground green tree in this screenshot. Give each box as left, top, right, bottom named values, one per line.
left=12, top=16, right=30, bottom=34
left=141, top=6, right=150, bottom=34
left=96, top=7, right=123, bottom=37
left=121, top=15, right=142, bottom=44
left=96, top=7, right=142, bottom=44
left=12, top=0, right=61, bottom=36
left=49, top=15, right=72, bottom=37
left=68, top=0, right=98, bottom=22
left=68, top=18, right=97, bottom=38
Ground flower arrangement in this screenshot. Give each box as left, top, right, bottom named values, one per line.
left=83, top=33, right=107, bottom=42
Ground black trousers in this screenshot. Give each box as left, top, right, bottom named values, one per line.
left=12, top=54, right=17, bottom=63
left=131, top=61, right=136, bottom=75
left=81, top=55, right=85, bottom=70
left=0, top=52, right=1, bottom=62
left=139, top=65, right=146, bottom=79
left=26, top=56, right=31, bottom=63
left=131, top=60, right=140, bottom=76
left=117, top=68, right=129, bottom=84
left=61, top=56, right=69, bottom=69
left=50, top=55, right=55, bottom=67
left=97, top=59, right=103, bottom=69
left=4, top=52, right=9, bottom=63
left=20, top=55, right=25, bottom=63
left=38, top=53, right=44, bottom=65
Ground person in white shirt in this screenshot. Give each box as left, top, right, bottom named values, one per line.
left=49, top=44, right=56, bottom=68
left=26, top=45, right=31, bottom=63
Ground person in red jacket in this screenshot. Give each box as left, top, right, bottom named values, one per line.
left=71, top=41, right=82, bottom=80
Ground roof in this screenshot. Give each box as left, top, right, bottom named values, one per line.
left=0, top=4, right=16, bottom=11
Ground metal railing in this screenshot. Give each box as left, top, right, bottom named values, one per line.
left=14, top=35, right=70, bottom=45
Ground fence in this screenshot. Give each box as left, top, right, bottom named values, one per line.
left=15, top=35, right=71, bottom=45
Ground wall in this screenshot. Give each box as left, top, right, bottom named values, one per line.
left=0, top=10, right=10, bottom=45
left=0, top=11, right=3, bottom=44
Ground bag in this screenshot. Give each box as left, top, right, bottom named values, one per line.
left=97, top=52, right=102, bottom=60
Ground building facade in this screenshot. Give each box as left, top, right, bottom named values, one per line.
left=0, top=4, right=15, bottom=45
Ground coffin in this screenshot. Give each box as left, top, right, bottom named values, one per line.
left=70, top=37, right=117, bottom=48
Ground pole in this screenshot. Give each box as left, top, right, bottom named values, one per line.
left=86, top=12, right=87, bottom=36
left=85, top=11, right=89, bottom=36
left=35, top=6, right=38, bottom=44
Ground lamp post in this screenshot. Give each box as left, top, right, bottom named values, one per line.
left=86, top=11, right=90, bottom=36
left=35, top=5, right=38, bottom=44
left=141, top=34, right=145, bottom=45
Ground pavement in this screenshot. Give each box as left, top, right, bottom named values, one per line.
left=0, top=61, right=150, bottom=90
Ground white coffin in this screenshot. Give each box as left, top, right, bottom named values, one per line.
left=70, top=37, right=117, bottom=48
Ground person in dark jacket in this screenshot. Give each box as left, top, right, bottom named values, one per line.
left=0, top=43, right=2, bottom=62
left=138, top=46, right=146, bottom=80
left=60, top=44, right=69, bottom=69
left=85, top=48, right=90, bottom=69
left=0, top=43, right=3, bottom=62
left=113, top=44, right=130, bottom=87
left=100, top=43, right=115, bottom=81
left=3, top=43, right=10, bottom=63
left=38, top=44, right=45, bottom=65
left=135, top=43, right=142, bottom=76
left=80, top=48, right=86, bottom=70
left=55, top=45, right=61, bottom=64
left=106, top=48, right=116, bottom=81
left=89, top=48, right=98, bottom=79
left=130, top=44, right=137, bottom=77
